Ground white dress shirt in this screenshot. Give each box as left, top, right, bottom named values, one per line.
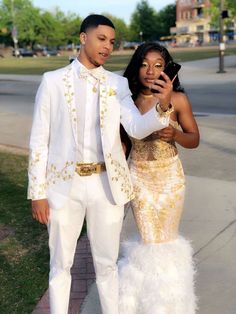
left=73, top=59, right=104, bottom=162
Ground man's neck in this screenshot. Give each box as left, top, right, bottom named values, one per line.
left=78, top=54, right=100, bottom=70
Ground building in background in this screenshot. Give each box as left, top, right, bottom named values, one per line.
left=171, top=0, right=236, bottom=46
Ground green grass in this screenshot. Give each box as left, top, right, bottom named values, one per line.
left=0, top=47, right=235, bottom=75
left=0, top=151, right=49, bottom=313
left=0, top=56, right=69, bottom=75
left=170, top=47, right=236, bottom=63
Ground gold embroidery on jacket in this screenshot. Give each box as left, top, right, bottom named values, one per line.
left=28, top=151, right=47, bottom=199
left=46, top=161, right=74, bottom=185
left=108, top=87, right=117, bottom=96
left=99, top=87, right=108, bottom=130
left=106, top=153, right=134, bottom=200
left=63, top=66, right=77, bottom=124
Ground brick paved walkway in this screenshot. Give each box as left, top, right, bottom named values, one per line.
left=32, top=234, right=95, bottom=314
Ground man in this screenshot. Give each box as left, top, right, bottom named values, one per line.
left=28, top=14, right=173, bottom=314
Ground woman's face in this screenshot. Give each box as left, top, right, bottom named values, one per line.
left=139, top=50, right=165, bottom=89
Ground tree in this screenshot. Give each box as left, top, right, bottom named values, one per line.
left=0, top=0, right=47, bottom=47
left=35, top=10, right=65, bottom=47
left=157, top=4, right=176, bottom=38
left=15, top=6, right=42, bottom=47
left=207, top=0, right=236, bottom=30
left=0, top=0, right=16, bottom=45
left=129, top=0, right=159, bottom=41
left=102, top=13, right=129, bottom=49
left=225, top=0, right=236, bottom=17
left=63, top=12, right=82, bottom=45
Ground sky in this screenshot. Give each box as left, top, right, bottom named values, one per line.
left=32, top=0, right=175, bottom=24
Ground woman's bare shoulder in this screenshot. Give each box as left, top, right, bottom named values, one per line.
left=171, top=91, right=191, bottom=112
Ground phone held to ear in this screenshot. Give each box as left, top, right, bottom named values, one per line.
left=151, top=61, right=181, bottom=93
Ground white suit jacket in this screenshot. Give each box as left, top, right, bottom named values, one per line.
left=28, top=61, right=169, bottom=209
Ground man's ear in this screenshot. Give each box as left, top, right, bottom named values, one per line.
left=80, top=32, right=87, bottom=45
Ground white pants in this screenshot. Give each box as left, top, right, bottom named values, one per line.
left=48, top=172, right=124, bottom=314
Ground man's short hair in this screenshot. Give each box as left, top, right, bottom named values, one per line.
left=80, top=14, right=115, bottom=34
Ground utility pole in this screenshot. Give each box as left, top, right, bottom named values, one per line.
left=218, top=0, right=226, bottom=73
left=11, top=0, right=19, bottom=57
left=139, top=31, right=143, bottom=43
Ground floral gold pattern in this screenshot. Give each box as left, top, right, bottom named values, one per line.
left=108, top=87, right=117, bottom=96
left=106, top=153, right=134, bottom=200
left=130, top=131, right=185, bottom=243
left=46, top=161, right=74, bottom=186
left=28, top=150, right=47, bottom=199
left=130, top=119, right=179, bottom=161
left=99, top=86, right=109, bottom=130
left=63, top=66, right=77, bottom=125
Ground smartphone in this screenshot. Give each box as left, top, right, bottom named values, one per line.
left=151, top=61, right=181, bottom=93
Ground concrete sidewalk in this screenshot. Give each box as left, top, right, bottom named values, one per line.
left=0, top=56, right=236, bottom=313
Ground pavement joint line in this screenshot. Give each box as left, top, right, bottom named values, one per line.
left=195, top=231, right=236, bottom=266
left=193, top=218, right=236, bottom=259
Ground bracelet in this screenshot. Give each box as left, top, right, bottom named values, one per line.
left=155, top=102, right=174, bottom=117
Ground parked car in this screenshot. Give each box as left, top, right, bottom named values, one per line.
left=12, top=48, right=36, bottom=57
left=33, top=47, right=60, bottom=57
left=43, top=48, right=60, bottom=57
left=123, top=41, right=140, bottom=50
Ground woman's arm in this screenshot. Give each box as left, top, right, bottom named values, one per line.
left=158, top=92, right=200, bottom=149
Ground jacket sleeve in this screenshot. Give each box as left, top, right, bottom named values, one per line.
left=27, top=74, right=51, bottom=200
left=120, top=77, right=170, bottom=139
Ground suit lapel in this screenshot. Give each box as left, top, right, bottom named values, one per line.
left=99, top=73, right=109, bottom=132
left=62, top=64, right=78, bottom=145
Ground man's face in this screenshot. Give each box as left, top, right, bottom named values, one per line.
left=79, top=25, right=115, bottom=68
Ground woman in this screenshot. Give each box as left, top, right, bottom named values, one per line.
left=119, top=42, right=199, bottom=314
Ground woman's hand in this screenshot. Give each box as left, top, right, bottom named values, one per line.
left=151, top=72, right=173, bottom=111
left=158, top=124, right=177, bottom=142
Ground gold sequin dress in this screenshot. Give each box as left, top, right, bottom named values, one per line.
left=119, top=121, right=197, bottom=314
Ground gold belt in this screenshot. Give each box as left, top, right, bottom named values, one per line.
left=75, top=162, right=106, bottom=176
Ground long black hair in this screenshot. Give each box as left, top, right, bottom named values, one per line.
left=123, top=42, right=184, bottom=100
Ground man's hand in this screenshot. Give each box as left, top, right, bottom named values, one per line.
left=32, top=199, right=50, bottom=225
left=158, top=125, right=177, bottom=142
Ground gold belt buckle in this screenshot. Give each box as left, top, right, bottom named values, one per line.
left=78, top=163, right=95, bottom=176
left=76, top=162, right=104, bottom=176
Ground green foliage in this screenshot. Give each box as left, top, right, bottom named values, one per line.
left=0, top=0, right=179, bottom=48
left=158, top=4, right=176, bottom=38
left=0, top=0, right=14, bottom=45
left=225, top=0, right=236, bottom=17
left=15, top=6, right=42, bottom=47
left=129, top=0, right=176, bottom=41
left=63, top=13, right=82, bottom=45
left=0, top=0, right=82, bottom=47
left=130, top=0, right=159, bottom=41
left=101, top=13, right=130, bottom=48
left=36, top=11, right=65, bottom=47
left=207, top=0, right=236, bottom=30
